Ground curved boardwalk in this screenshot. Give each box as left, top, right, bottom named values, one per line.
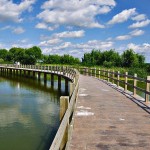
left=70, top=75, right=150, bottom=150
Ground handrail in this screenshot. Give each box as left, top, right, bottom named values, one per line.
left=79, top=67, right=150, bottom=103
left=49, top=73, right=79, bottom=150
left=0, top=64, right=79, bottom=150
left=0, top=64, right=77, bottom=82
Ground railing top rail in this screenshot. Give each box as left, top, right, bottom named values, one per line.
left=49, top=78, right=79, bottom=150
left=0, top=64, right=78, bottom=83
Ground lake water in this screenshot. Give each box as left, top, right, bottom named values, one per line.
left=0, top=73, right=68, bottom=150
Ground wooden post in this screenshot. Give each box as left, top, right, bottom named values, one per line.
left=133, top=74, right=137, bottom=96
left=112, top=70, right=114, bottom=84
left=33, top=71, right=35, bottom=78
left=44, top=73, right=47, bottom=81
left=107, top=70, right=110, bottom=82
left=69, top=82, right=75, bottom=97
left=51, top=74, right=54, bottom=87
left=65, top=79, right=69, bottom=93
left=58, top=76, right=61, bottom=89
left=13, top=69, right=15, bottom=75
left=103, top=70, right=105, bottom=80
left=94, top=68, right=96, bottom=77
left=24, top=70, right=26, bottom=77
left=60, top=96, right=69, bottom=121
left=16, top=69, right=18, bottom=75
left=91, top=68, right=92, bottom=76
left=99, top=69, right=100, bottom=79
left=124, top=72, right=128, bottom=91
left=86, top=68, right=88, bottom=76
left=60, top=96, right=69, bottom=150
left=7, top=68, right=9, bottom=74
left=38, top=72, right=41, bottom=80
left=145, top=76, right=150, bottom=103
left=117, top=71, right=120, bottom=87
left=28, top=71, right=30, bottom=77
left=20, top=70, right=22, bottom=76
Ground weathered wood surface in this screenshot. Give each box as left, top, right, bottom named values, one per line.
left=69, top=75, right=150, bottom=150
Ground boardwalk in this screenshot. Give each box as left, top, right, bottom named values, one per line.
left=69, top=75, right=150, bottom=150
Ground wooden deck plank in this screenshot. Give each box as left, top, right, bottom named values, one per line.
left=69, top=75, right=150, bottom=150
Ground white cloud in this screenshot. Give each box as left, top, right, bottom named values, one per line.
left=12, top=27, right=25, bottom=34
left=132, top=14, right=147, bottom=21
left=35, top=22, right=59, bottom=31
left=37, top=0, right=116, bottom=29
left=116, top=29, right=144, bottom=41
left=53, top=30, right=85, bottom=38
left=39, top=38, right=62, bottom=46
left=39, top=30, right=85, bottom=47
left=0, top=0, right=36, bottom=22
left=0, top=25, right=11, bottom=31
left=11, top=43, right=33, bottom=48
left=127, top=43, right=150, bottom=62
left=108, top=8, right=137, bottom=25
left=129, top=19, right=150, bottom=28
left=130, top=29, right=144, bottom=36
left=127, top=43, right=150, bottom=51
left=116, top=35, right=131, bottom=40
left=20, top=39, right=28, bottom=43
left=40, top=40, right=114, bottom=58
left=117, top=43, right=150, bottom=62
left=35, top=22, right=47, bottom=29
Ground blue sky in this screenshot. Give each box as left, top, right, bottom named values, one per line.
left=0, top=0, right=150, bottom=62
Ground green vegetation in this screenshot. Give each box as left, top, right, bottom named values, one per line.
left=0, top=47, right=149, bottom=78
left=0, top=46, right=80, bottom=65
left=0, top=46, right=42, bottom=64
left=42, top=54, right=80, bottom=65
left=82, top=49, right=149, bottom=78
left=82, top=49, right=145, bottom=68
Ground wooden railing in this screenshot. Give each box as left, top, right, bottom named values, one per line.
left=0, top=64, right=79, bottom=150
left=0, top=64, right=77, bottom=82
left=49, top=73, right=79, bottom=150
left=79, top=67, right=150, bottom=103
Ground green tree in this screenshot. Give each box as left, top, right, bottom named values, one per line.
left=0, top=49, right=8, bottom=60
left=122, top=49, right=145, bottom=67
left=9, top=47, right=25, bottom=63
left=25, top=46, right=42, bottom=64
left=61, top=54, right=80, bottom=65
left=122, top=49, right=135, bottom=67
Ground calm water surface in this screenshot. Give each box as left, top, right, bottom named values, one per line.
left=0, top=73, right=68, bottom=150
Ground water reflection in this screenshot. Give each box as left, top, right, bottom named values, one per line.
left=0, top=73, right=69, bottom=150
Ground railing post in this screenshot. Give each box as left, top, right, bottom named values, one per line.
left=60, top=96, right=69, bottom=150
left=112, top=70, right=114, bottom=84
left=94, top=68, right=96, bottom=77
left=107, top=70, right=110, bottom=82
left=133, top=74, right=137, bottom=96
left=103, top=70, right=105, bottom=80
left=145, top=76, right=150, bottom=103
left=124, top=72, right=128, bottom=91
left=69, top=82, right=75, bottom=97
left=58, top=76, right=61, bottom=89
left=117, top=71, right=120, bottom=87
left=99, top=69, right=100, bottom=79
left=60, top=96, right=69, bottom=121
left=83, top=67, right=86, bottom=75
left=86, top=67, right=88, bottom=76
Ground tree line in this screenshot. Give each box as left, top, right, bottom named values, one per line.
left=82, top=49, right=145, bottom=68
left=42, top=54, right=80, bottom=65
left=0, top=46, right=146, bottom=68
left=0, top=46, right=81, bottom=65
left=0, top=46, right=42, bottom=64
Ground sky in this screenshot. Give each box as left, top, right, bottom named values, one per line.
left=0, top=0, right=150, bottom=62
